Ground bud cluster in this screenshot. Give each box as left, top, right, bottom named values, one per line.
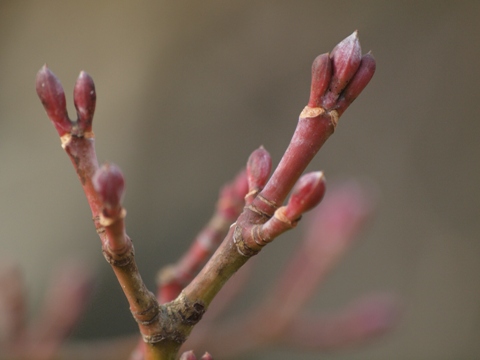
left=36, top=65, right=96, bottom=137
left=307, top=31, right=376, bottom=115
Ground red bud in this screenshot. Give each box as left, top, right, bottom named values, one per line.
left=74, top=71, right=96, bottom=133
left=308, top=53, right=332, bottom=108
left=336, top=53, right=376, bottom=115
left=285, top=171, right=326, bottom=220
left=247, top=146, right=272, bottom=192
left=232, top=169, right=249, bottom=200
left=200, top=352, right=213, bottom=360
left=323, top=31, right=362, bottom=109
left=92, top=163, right=125, bottom=210
left=36, top=65, right=72, bottom=136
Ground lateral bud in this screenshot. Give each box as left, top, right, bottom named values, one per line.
left=92, top=163, right=125, bottom=213
left=74, top=71, right=96, bottom=133
left=35, top=65, right=72, bottom=136
left=247, top=146, right=272, bottom=194
left=336, top=53, right=376, bottom=115
left=284, top=171, right=326, bottom=220
left=308, top=53, right=332, bottom=108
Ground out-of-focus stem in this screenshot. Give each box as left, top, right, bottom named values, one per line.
left=157, top=170, right=247, bottom=303
left=0, top=264, right=25, bottom=347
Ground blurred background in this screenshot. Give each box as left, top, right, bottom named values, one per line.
left=0, top=1, right=479, bottom=359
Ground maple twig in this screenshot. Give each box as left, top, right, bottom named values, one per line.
left=36, top=68, right=162, bottom=359
left=35, top=31, right=376, bottom=360
left=180, top=30, right=375, bottom=337
left=183, top=183, right=397, bottom=358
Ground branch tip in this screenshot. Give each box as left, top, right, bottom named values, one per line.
left=323, top=31, right=362, bottom=109
left=36, top=65, right=71, bottom=136
left=74, top=70, right=96, bottom=132
left=285, top=171, right=326, bottom=220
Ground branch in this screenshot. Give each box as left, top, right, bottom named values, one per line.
left=36, top=68, right=162, bottom=359
left=35, top=31, right=376, bottom=360
left=183, top=183, right=399, bottom=358
left=180, top=29, right=375, bottom=333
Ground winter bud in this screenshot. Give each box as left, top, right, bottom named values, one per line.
left=233, top=169, right=249, bottom=200
left=308, top=53, right=332, bottom=108
left=285, top=171, right=326, bottom=220
left=92, top=163, right=125, bottom=211
left=322, top=31, right=362, bottom=109
left=36, top=65, right=72, bottom=136
left=74, top=71, right=96, bottom=132
left=247, top=146, right=272, bottom=192
left=336, top=53, right=376, bottom=115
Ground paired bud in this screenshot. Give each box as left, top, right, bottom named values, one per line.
left=284, top=171, right=326, bottom=221
left=306, top=31, right=376, bottom=113
left=246, top=146, right=272, bottom=193
left=73, top=71, right=96, bottom=133
left=92, top=163, right=125, bottom=211
left=36, top=65, right=97, bottom=136
left=36, top=65, right=71, bottom=136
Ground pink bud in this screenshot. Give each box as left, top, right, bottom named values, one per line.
left=336, top=53, right=376, bottom=115
left=308, top=53, right=332, bottom=108
left=323, top=31, right=362, bottom=109
left=92, top=163, right=125, bottom=210
left=232, top=169, right=249, bottom=200
left=200, top=352, right=213, bottom=360
left=35, top=65, right=72, bottom=136
left=247, top=146, right=272, bottom=192
left=74, top=71, right=96, bottom=132
left=180, top=350, right=197, bottom=360
left=217, top=170, right=248, bottom=218
left=285, top=171, right=326, bottom=220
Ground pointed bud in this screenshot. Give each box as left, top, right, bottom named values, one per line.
left=74, top=71, right=96, bottom=133
left=323, top=31, right=362, bottom=109
left=92, top=163, right=125, bottom=211
left=336, top=53, right=376, bottom=115
left=179, top=350, right=197, bottom=360
left=247, top=146, right=272, bottom=192
left=35, top=65, right=72, bottom=136
left=285, top=171, right=326, bottom=220
left=308, top=53, right=332, bottom=108
left=200, top=353, right=213, bottom=360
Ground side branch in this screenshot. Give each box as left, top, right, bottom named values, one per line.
left=179, top=31, right=376, bottom=336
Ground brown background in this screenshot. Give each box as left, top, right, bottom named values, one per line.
left=0, top=1, right=479, bottom=359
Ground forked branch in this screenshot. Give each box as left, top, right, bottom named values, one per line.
left=35, top=31, right=375, bottom=360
